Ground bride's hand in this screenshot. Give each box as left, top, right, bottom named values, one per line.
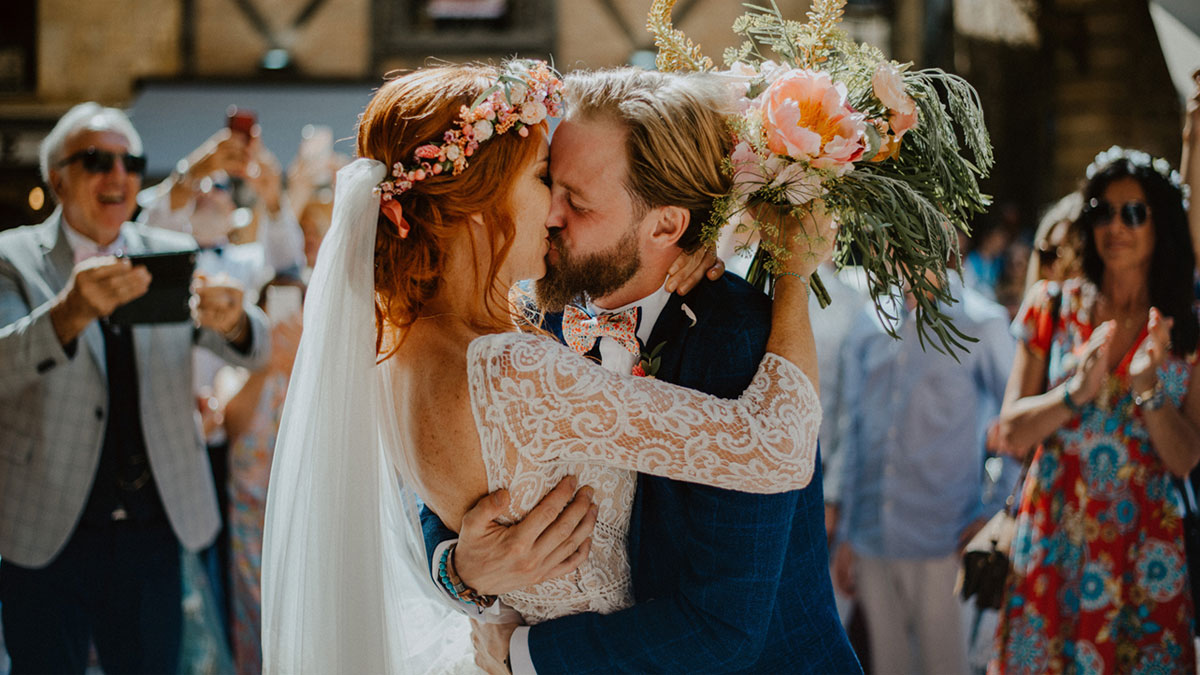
left=471, top=621, right=520, bottom=675
left=757, top=199, right=837, bottom=278
left=667, top=247, right=725, bottom=295
left=784, top=200, right=837, bottom=277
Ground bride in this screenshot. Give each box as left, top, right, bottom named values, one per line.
left=262, top=60, right=833, bottom=672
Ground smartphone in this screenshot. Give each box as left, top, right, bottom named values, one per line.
left=265, top=285, right=303, bottom=323
left=108, top=251, right=198, bottom=325
left=226, top=105, right=258, bottom=138
left=298, top=124, right=334, bottom=185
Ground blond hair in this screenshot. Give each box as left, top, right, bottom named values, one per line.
left=564, top=68, right=733, bottom=251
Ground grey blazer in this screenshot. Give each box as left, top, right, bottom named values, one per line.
left=0, top=211, right=269, bottom=568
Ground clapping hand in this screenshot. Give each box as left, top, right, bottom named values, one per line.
left=1129, top=308, right=1174, bottom=394
left=1066, top=319, right=1115, bottom=406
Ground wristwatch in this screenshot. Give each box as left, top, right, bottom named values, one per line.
left=1133, top=380, right=1166, bottom=411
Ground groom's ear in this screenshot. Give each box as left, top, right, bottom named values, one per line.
left=648, top=205, right=689, bottom=250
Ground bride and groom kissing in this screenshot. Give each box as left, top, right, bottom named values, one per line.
left=262, top=62, right=860, bottom=674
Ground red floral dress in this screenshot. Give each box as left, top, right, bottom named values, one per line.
left=991, top=278, right=1196, bottom=674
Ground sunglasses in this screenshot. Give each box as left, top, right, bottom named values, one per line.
left=56, top=148, right=147, bottom=177
left=1083, top=197, right=1150, bottom=228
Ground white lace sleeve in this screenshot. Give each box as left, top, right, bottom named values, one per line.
left=467, top=333, right=820, bottom=494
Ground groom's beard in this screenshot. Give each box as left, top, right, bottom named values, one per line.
left=534, top=226, right=641, bottom=312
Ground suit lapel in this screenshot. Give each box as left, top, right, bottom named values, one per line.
left=643, top=293, right=690, bottom=383
left=39, top=212, right=109, bottom=378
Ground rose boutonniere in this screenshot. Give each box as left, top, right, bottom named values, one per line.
left=634, top=341, right=666, bottom=378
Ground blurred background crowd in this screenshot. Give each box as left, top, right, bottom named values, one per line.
left=1, top=0, right=1199, bottom=674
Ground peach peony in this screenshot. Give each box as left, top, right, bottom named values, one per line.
left=761, top=69, right=866, bottom=175
left=871, top=62, right=915, bottom=115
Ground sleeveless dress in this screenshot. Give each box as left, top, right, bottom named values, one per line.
left=463, top=332, right=820, bottom=623
left=992, top=278, right=1197, bottom=674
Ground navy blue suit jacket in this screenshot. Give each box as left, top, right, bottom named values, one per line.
left=421, top=275, right=860, bottom=673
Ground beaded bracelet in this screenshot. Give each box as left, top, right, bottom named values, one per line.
left=774, top=271, right=810, bottom=285
left=437, top=544, right=463, bottom=600
left=438, top=544, right=497, bottom=611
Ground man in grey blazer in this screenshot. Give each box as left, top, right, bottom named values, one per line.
left=0, top=102, right=269, bottom=673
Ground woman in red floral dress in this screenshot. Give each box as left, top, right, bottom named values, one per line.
left=989, top=146, right=1200, bottom=674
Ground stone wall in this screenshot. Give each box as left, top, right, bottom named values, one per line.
left=1049, top=0, right=1181, bottom=199
left=38, top=0, right=181, bottom=104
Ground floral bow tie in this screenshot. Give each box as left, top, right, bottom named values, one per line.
left=562, top=305, right=641, bottom=358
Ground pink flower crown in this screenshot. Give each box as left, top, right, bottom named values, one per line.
left=375, top=60, right=564, bottom=202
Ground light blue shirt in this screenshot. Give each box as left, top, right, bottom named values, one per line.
left=834, top=281, right=1018, bottom=559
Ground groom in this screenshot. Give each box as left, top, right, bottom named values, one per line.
left=422, top=68, right=859, bottom=674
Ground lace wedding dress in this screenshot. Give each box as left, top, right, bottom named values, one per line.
left=461, top=331, right=820, bottom=623
left=262, top=159, right=821, bottom=672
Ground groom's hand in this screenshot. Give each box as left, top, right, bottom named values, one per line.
left=455, top=476, right=597, bottom=595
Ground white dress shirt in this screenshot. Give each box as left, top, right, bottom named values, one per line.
left=62, top=219, right=126, bottom=262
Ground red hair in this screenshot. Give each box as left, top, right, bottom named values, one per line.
left=357, top=65, right=545, bottom=358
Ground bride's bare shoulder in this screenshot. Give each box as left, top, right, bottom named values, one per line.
left=383, top=327, right=487, bottom=529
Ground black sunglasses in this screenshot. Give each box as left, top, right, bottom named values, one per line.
left=1083, top=197, right=1150, bottom=229
left=56, top=147, right=147, bottom=177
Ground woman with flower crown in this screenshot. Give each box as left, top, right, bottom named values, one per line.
left=260, top=61, right=834, bottom=672
left=988, top=143, right=1200, bottom=673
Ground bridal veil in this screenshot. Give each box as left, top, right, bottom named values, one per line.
left=261, top=158, right=472, bottom=672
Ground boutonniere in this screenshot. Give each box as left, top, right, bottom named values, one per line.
left=633, top=341, right=666, bottom=378
left=681, top=303, right=697, bottom=327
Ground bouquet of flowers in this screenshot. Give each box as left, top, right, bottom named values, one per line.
left=648, top=0, right=994, bottom=353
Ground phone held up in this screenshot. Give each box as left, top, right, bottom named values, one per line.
left=108, top=251, right=197, bottom=325
left=226, top=105, right=258, bottom=139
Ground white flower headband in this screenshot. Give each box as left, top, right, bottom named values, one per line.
left=1086, top=145, right=1188, bottom=200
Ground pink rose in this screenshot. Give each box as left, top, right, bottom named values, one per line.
left=871, top=62, right=915, bottom=115
left=761, top=69, right=866, bottom=174
left=519, top=100, right=548, bottom=125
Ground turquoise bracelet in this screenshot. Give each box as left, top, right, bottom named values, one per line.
left=437, top=544, right=462, bottom=600
left=774, top=271, right=810, bottom=284
left=1062, top=385, right=1084, bottom=415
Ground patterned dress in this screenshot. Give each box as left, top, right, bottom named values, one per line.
left=228, top=372, right=289, bottom=675
left=992, top=278, right=1196, bottom=674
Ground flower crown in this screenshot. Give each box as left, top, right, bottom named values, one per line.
left=1087, top=145, right=1187, bottom=195
left=375, top=60, right=564, bottom=202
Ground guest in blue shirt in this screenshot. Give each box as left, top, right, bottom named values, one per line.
left=829, top=278, right=1016, bottom=675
